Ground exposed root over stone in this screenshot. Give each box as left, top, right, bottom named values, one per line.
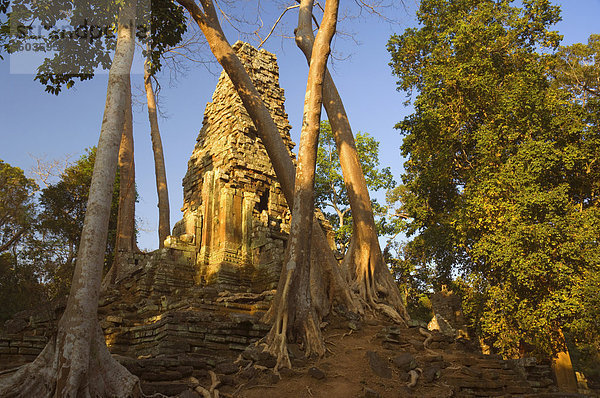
left=263, top=263, right=325, bottom=372
left=264, top=269, right=294, bottom=370
left=310, top=220, right=362, bottom=317
left=407, top=368, right=423, bottom=388
left=189, top=372, right=221, bottom=398
left=0, top=324, right=139, bottom=398
left=419, top=327, right=434, bottom=349
left=347, top=237, right=409, bottom=326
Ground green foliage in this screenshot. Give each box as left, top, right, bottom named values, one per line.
left=37, top=147, right=120, bottom=298
left=315, top=121, right=396, bottom=250
left=388, top=0, right=600, bottom=361
left=554, top=34, right=600, bottom=102
left=0, top=0, right=10, bottom=60
left=2, top=0, right=187, bottom=93
left=0, top=160, right=43, bottom=325
left=0, top=252, right=45, bottom=324
left=143, top=0, right=188, bottom=77
left=410, top=293, right=434, bottom=323
left=0, top=161, right=42, bottom=324
left=0, top=160, right=38, bottom=252
left=0, top=150, right=121, bottom=324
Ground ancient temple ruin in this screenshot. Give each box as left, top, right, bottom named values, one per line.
left=0, top=42, right=576, bottom=397
left=166, top=41, right=295, bottom=293
left=1, top=41, right=295, bottom=380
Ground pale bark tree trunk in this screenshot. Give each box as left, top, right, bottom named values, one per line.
left=175, top=0, right=360, bottom=316
left=0, top=3, right=140, bottom=396
left=115, top=76, right=137, bottom=253
left=104, top=75, right=136, bottom=286
left=295, top=13, right=409, bottom=323
left=263, top=0, right=340, bottom=369
left=144, top=51, right=170, bottom=249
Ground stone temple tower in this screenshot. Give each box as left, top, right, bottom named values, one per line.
left=169, top=42, right=295, bottom=292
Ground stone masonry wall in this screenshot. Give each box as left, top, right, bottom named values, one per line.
left=174, top=41, right=295, bottom=293
left=0, top=249, right=272, bottom=372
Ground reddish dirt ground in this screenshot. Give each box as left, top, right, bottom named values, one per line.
left=231, top=320, right=459, bottom=398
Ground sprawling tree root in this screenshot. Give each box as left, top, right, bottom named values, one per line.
left=264, top=269, right=294, bottom=370
left=189, top=372, right=220, bottom=398
left=407, top=368, right=422, bottom=388
left=263, top=264, right=325, bottom=372
left=345, top=234, right=409, bottom=325
left=310, top=221, right=362, bottom=316
left=264, top=307, right=325, bottom=372
left=419, top=327, right=434, bottom=349
left=262, top=219, right=362, bottom=371
left=0, top=324, right=139, bottom=398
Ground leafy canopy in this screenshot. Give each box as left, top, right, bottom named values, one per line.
left=0, top=160, right=38, bottom=253
left=315, top=121, right=396, bottom=250
left=0, top=160, right=40, bottom=323
left=1, top=0, right=187, bottom=93
left=37, top=147, right=121, bottom=297
left=388, top=0, right=600, bottom=359
left=0, top=150, right=122, bottom=324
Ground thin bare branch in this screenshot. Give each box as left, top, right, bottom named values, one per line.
left=28, top=153, right=73, bottom=188
left=257, top=4, right=300, bottom=49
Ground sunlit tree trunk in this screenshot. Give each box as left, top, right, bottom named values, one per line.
left=144, top=50, right=170, bottom=249
left=262, top=0, right=339, bottom=368
left=104, top=75, right=136, bottom=286
left=295, top=14, right=408, bottom=323
left=115, top=76, right=136, bottom=254
left=0, top=2, right=139, bottom=396
left=175, top=0, right=360, bottom=316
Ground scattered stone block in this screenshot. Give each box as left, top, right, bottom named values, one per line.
left=366, top=351, right=392, bottom=379
left=215, top=362, right=238, bottom=375
left=391, top=353, right=416, bottom=372
left=308, top=367, right=325, bottom=380
left=422, top=367, right=440, bottom=383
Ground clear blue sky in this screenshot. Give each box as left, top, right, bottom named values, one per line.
left=1, top=0, right=599, bottom=250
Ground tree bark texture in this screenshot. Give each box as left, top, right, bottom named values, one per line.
left=294, top=13, right=409, bottom=323
left=0, top=3, right=140, bottom=396
left=115, top=76, right=137, bottom=254
left=175, top=0, right=360, bottom=317
left=104, top=75, right=136, bottom=287
left=263, top=0, right=339, bottom=368
left=144, top=51, right=170, bottom=249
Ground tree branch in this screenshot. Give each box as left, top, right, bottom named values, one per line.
left=257, top=5, right=300, bottom=49
left=0, top=226, right=28, bottom=252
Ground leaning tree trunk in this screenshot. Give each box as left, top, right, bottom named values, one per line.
left=295, top=16, right=409, bottom=324
left=263, top=0, right=340, bottom=369
left=0, top=3, right=139, bottom=396
left=176, top=0, right=360, bottom=316
left=104, top=74, right=136, bottom=286
left=144, top=50, right=170, bottom=249
left=115, top=75, right=137, bottom=253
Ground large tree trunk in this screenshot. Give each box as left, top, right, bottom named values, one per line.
left=295, top=17, right=409, bottom=324
left=144, top=51, right=170, bottom=249
left=115, top=76, right=137, bottom=254
left=0, top=3, right=140, bottom=396
left=104, top=75, right=136, bottom=286
left=176, top=0, right=360, bottom=316
left=263, top=0, right=339, bottom=369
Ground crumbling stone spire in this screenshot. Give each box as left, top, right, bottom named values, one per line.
left=173, top=42, right=295, bottom=291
